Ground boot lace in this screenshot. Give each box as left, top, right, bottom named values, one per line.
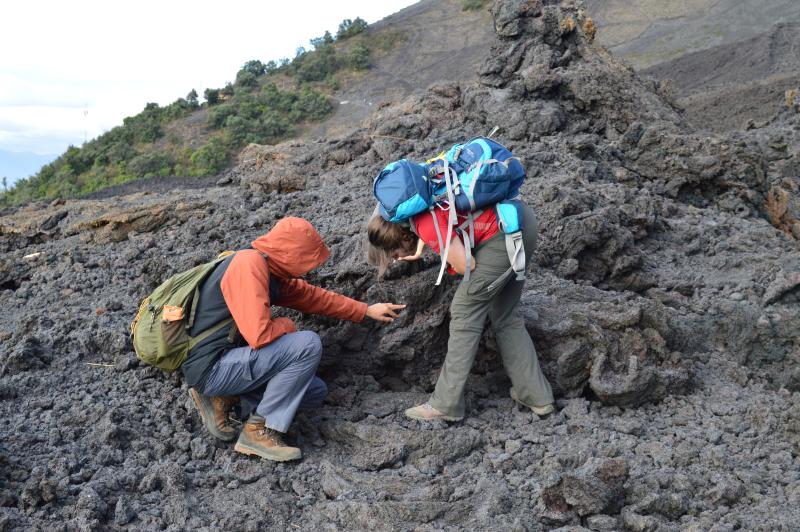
left=257, top=427, right=286, bottom=446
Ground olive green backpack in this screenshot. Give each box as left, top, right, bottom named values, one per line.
left=130, top=252, right=234, bottom=371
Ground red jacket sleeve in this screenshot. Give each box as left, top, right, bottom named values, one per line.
left=220, top=250, right=296, bottom=349
left=277, top=278, right=368, bottom=322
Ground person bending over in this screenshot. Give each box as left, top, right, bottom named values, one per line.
left=185, top=217, right=404, bottom=461
left=367, top=203, right=553, bottom=421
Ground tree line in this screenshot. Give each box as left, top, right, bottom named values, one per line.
left=1, top=17, right=371, bottom=205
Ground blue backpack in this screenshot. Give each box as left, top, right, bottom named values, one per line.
left=373, top=136, right=527, bottom=289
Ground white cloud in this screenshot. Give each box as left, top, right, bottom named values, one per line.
left=0, top=0, right=418, bottom=155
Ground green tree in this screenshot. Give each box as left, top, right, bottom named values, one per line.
left=204, top=88, right=220, bottom=105
left=186, top=89, right=199, bottom=108
left=189, top=138, right=228, bottom=176
left=1, top=176, right=7, bottom=191
left=292, top=87, right=332, bottom=121
left=126, top=151, right=175, bottom=178
left=207, top=103, right=237, bottom=129
left=349, top=42, right=370, bottom=70
left=294, top=43, right=338, bottom=82
left=337, top=17, right=368, bottom=39
left=310, top=31, right=334, bottom=48
left=242, top=59, right=266, bottom=76
left=221, top=82, right=235, bottom=97
left=235, top=69, right=258, bottom=89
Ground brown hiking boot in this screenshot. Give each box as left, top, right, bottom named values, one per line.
left=188, top=388, right=239, bottom=442
left=234, top=418, right=302, bottom=462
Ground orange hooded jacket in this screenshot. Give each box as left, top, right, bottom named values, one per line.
left=219, top=217, right=367, bottom=349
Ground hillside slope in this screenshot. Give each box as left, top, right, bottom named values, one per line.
left=586, top=0, right=800, bottom=69
left=642, top=21, right=800, bottom=131
left=310, top=0, right=494, bottom=137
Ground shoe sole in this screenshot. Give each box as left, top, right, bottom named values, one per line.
left=404, top=410, right=463, bottom=422
left=234, top=442, right=302, bottom=462
left=510, top=389, right=554, bottom=416
left=189, top=389, right=237, bottom=442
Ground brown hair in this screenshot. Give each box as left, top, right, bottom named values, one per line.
left=366, top=215, right=417, bottom=276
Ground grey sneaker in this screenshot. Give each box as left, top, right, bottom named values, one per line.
left=404, top=402, right=463, bottom=422
left=510, top=388, right=554, bottom=416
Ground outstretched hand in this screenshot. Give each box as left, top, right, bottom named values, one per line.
left=397, top=239, right=425, bottom=262
left=366, top=303, right=406, bottom=323
left=397, top=252, right=422, bottom=262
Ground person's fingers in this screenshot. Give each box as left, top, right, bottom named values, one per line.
left=388, top=304, right=406, bottom=309
left=386, top=309, right=399, bottom=318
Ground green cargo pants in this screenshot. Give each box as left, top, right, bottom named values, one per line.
left=428, top=203, right=554, bottom=418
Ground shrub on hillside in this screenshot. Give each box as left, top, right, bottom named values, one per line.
left=223, top=112, right=290, bottom=147
left=208, top=104, right=238, bottom=129
left=292, top=87, right=332, bottom=121
left=310, top=31, right=335, bottom=49
left=186, top=89, right=199, bottom=108
left=242, top=60, right=267, bottom=76
left=204, top=88, right=220, bottom=105
left=349, top=42, right=371, bottom=70
left=337, top=17, right=368, bottom=39
left=126, top=151, right=175, bottom=178
left=189, top=138, right=228, bottom=176
left=235, top=70, right=258, bottom=89
left=122, top=103, right=165, bottom=143
left=326, top=75, right=340, bottom=91
left=261, top=83, right=296, bottom=112
left=294, top=43, right=338, bottom=83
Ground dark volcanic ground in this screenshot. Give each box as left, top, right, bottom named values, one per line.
left=642, top=21, right=800, bottom=132
left=2, top=1, right=800, bottom=530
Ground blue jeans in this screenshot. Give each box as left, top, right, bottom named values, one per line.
left=201, top=331, right=327, bottom=432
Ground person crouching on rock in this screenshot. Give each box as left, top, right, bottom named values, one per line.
left=184, top=217, right=404, bottom=461
left=366, top=203, right=554, bottom=422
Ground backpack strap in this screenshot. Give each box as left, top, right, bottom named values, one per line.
left=485, top=231, right=525, bottom=293
left=455, top=209, right=482, bottom=283
left=187, top=317, right=235, bottom=349
left=431, top=207, right=445, bottom=263
left=435, top=161, right=459, bottom=286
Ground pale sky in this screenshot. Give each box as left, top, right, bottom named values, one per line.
left=0, top=0, right=418, bottom=158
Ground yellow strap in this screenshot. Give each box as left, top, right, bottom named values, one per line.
left=425, top=151, right=447, bottom=164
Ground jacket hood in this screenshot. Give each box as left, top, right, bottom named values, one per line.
left=251, top=217, right=330, bottom=278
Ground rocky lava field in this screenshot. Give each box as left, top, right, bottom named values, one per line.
left=1, top=1, right=800, bottom=530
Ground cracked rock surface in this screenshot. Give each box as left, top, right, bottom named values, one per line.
left=1, top=1, right=799, bottom=529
